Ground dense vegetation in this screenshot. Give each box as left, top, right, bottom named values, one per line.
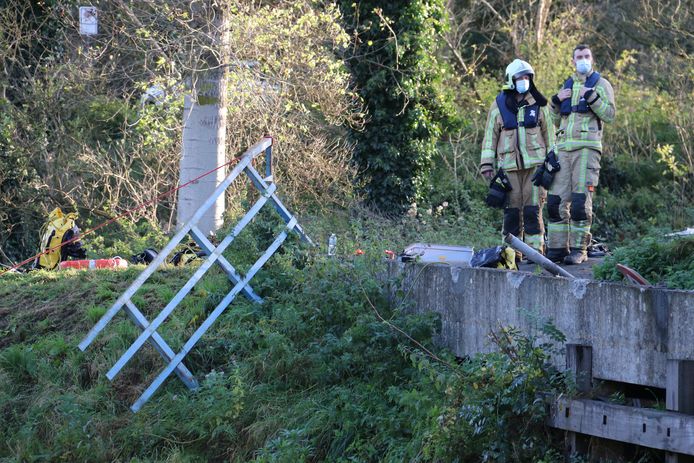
left=339, top=0, right=456, bottom=211
left=0, top=0, right=692, bottom=461
left=0, top=212, right=576, bottom=462
left=594, top=235, right=694, bottom=290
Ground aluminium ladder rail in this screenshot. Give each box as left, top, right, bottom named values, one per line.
left=79, top=137, right=313, bottom=412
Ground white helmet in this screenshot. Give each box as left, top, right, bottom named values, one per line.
left=504, top=59, right=534, bottom=90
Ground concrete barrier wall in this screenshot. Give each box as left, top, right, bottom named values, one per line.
left=389, top=263, right=694, bottom=389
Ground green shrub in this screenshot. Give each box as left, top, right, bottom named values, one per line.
left=339, top=0, right=457, bottom=212
left=0, top=345, right=38, bottom=385
left=593, top=235, right=694, bottom=289
left=418, top=322, right=567, bottom=462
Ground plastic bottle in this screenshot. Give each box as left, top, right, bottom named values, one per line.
left=328, top=234, right=337, bottom=257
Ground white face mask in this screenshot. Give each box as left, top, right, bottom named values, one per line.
left=515, top=79, right=530, bottom=94
left=576, top=59, right=592, bottom=75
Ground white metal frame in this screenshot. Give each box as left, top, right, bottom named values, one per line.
left=79, top=137, right=312, bottom=412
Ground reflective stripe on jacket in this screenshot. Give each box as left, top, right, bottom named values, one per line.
left=549, top=71, right=616, bottom=153
left=480, top=93, right=555, bottom=173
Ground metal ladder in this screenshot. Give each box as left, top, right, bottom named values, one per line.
left=79, top=137, right=312, bottom=412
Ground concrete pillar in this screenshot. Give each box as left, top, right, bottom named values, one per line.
left=666, top=360, right=694, bottom=463
left=565, top=344, right=592, bottom=460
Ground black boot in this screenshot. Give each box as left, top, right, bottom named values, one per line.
left=564, top=248, right=587, bottom=265
left=546, top=248, right=568, bottom=263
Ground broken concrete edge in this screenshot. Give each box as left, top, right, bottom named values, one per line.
left=391, top=260, right=693, bottom=295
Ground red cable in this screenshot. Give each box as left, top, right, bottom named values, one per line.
left=1, top=158, right=240, bottom=276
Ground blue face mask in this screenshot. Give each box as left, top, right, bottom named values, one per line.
left=515, top=79, right=530, bottom=94
left=576, top=59, right=592, bottom=75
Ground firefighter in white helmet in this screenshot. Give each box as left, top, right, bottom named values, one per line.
left=480, top=59, right=556, bottom=254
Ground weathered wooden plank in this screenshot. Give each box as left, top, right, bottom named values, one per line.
left=667, top=360, right=694, bottom=415
left=549, top=398, right=694, bottom=456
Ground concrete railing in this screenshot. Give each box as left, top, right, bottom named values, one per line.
left=389, top=262, right=694, bottom=389
left=389, top=262, right=694, bottom=459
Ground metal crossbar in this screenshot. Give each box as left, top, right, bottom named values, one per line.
left=79, top=137, right=312, bottom=412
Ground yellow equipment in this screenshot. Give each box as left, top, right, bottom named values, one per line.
left=35, top=208, right=86, bottom=270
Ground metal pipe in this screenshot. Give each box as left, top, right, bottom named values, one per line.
left=504, top=233, right=576, bottom=279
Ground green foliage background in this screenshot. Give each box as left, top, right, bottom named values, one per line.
left=1, top=0, right=692, bottom=269
left=339, top=0, right=457, bottom=212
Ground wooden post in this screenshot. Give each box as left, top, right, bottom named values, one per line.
left=666, top=360, right=694, bottom=463
left=565, top=344, right=592, bottom=460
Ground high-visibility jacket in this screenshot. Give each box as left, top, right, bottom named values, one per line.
left=549, top=70, right=616, bottom=153
left=480, top=92, right=555, bottom=173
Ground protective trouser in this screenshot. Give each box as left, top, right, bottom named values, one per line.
left=546, top=148, right=600, bottom=258
left=503, top=168, right=545, bottom=253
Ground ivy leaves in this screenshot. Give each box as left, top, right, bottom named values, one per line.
left=340, top=0, right=455, bottom=212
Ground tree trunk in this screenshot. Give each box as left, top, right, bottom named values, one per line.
left=177, top=2, right=229, bottom=235
left=535, top=0, right=552, bottom=48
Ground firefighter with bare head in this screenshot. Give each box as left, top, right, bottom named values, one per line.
left=480, top=59, right=555, bottom=255
left=546, top=45, right=616, bottom=264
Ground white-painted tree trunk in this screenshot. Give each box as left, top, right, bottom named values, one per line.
left=178, top=79, right=227, bottom=235
left=177, top=3, right=228, bottom=235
